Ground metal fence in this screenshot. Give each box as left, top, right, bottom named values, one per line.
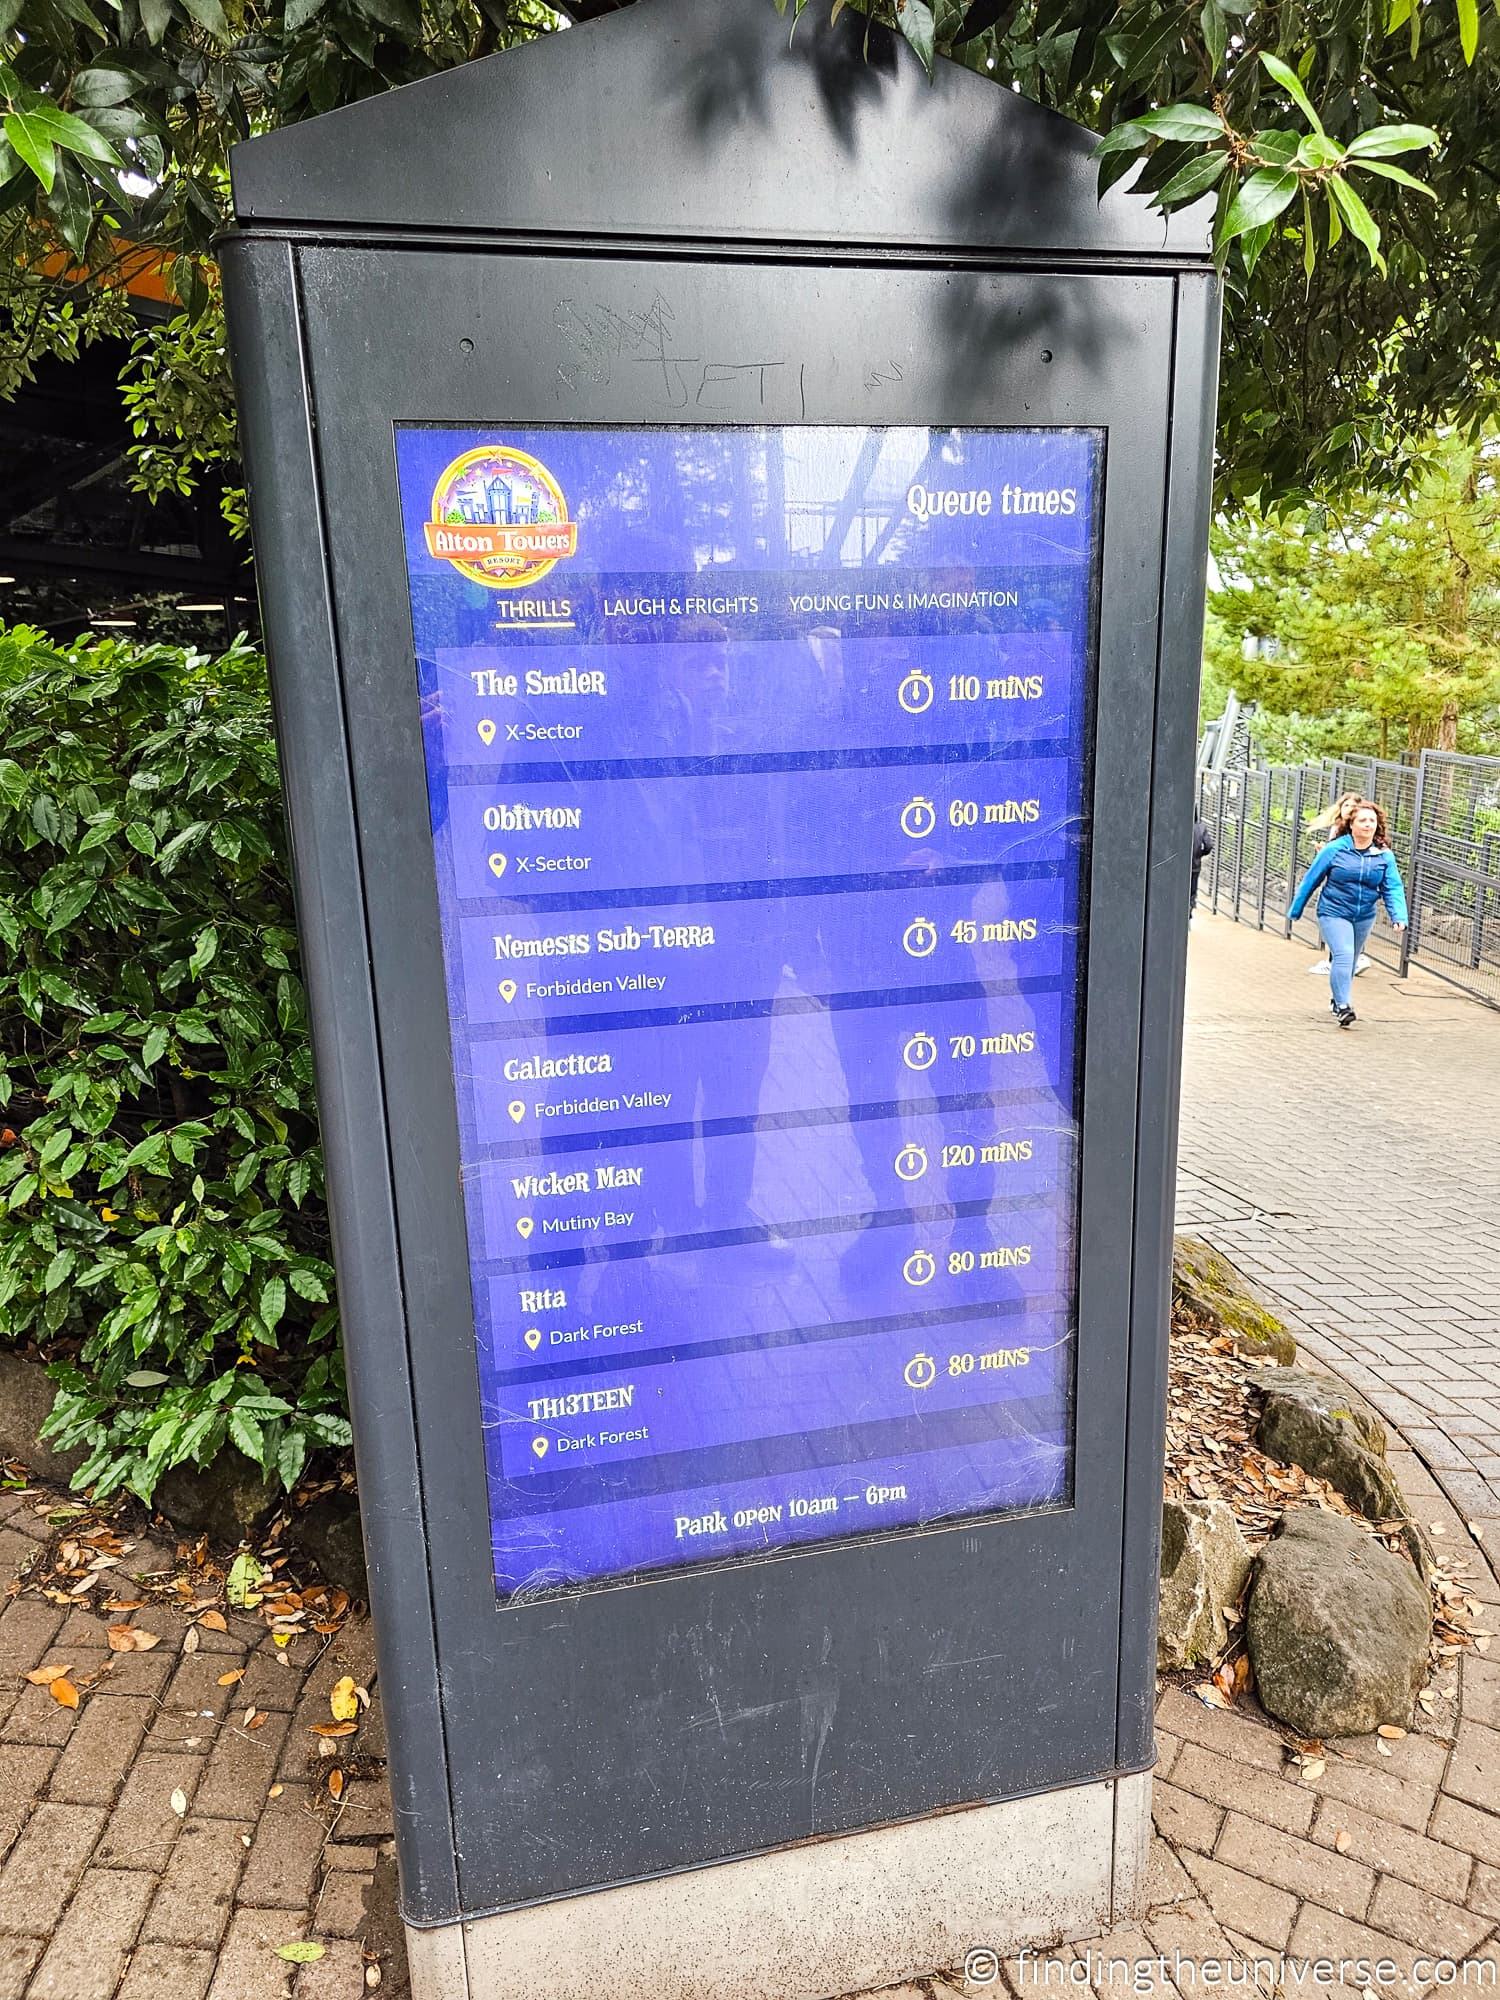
left=1194, top=750, right=1500, bottom=1011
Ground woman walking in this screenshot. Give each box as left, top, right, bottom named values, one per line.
left=1288, top=800, right=1408, bottom=1028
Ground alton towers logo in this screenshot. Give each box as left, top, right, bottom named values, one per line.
left=424, top=444, right=579, bottom=590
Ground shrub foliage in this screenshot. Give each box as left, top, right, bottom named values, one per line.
left=0, top=627, right=348, bottom=1503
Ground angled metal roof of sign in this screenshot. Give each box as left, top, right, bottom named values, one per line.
left=228, top=0, right=1211, bottom=261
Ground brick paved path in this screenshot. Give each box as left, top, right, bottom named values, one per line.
left=0, top=1438, right=1495, bottom=1996
left=862, top=1440, right=1500, bottom=2000
left=0, top=1494, right=399, bottom=2000
left=1177, top=913, right=1500, bottom=1556
left=1, top=913, right=1498, bottom=1997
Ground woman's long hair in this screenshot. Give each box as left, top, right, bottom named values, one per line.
left=1308, top=789, right=1361, bottom=836
left=1348, top=799, right=1391, bottom=848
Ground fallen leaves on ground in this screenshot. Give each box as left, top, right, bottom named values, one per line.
left=106, top=1623, right=160, bottom=1653
left=14, top=1474, right=358, bottom=1660
left=1165, top=1303, right=1351, bottom=1543
left=1166, top=1298, right=1491, bottom=1740
left=275, top=1941, right=326, bottom=1964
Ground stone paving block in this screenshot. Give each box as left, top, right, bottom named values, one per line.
left=0, top=1603, right=63, bottom=1677
left=91, top=1642, right=177, bottom=1699
left=236, top=1646, right=303, bottom=1713
left=173, top=1611, right=265, bottom=1656
left=1309, top=1798, right=1472, bottom=1902
left=193, top=1708, right=290, bottom=1819
left=1178, top=1853, right=1296, bottom=1949
left=323, top=1842, right=382, bottom=1872
left=237, top=1784, right=326, bottom=1910
left=115, top=1943, right=215, bottom=2000
left=0, top=1802, right=105, bottom=1937
left=1169, top=1744, right=1315, bottom=1838
left=1153, top=1692, right=1286, bottom=1775
left=207, top=1906, right=310, bottom=2000
left=1471, top=1863, right=1500, bottom=1923
left=0, top=1939, right=40, bottom=2000
left=1214, top=1811, right=1375, bottom=1918
left=1153, top=1730, right=1181, bottom=1780
left=47, top=1691, right=151, bottom=1805
left=1288, top=1899, right=1440, bottom=2000
left=94, top=1752, right=204, bottom=1872
left=1, top=1666, right=105, bottom=1748
left=0, top=1533, right=40, bottom=1584
left=23, top=1865, right=154, bottom=2000
left=1143, top=1839, right=1195, bottom=1911
left=1312, top=1752, right=1438, bottom=1833
left=0, top=1748, right=57, bottom=1865
left=1445, top=1722, right=1500, bottom=1815
left=142, top=1815, right=253, bottom=1948
left=146, top=1701, right=220, bottom=1752
left=1150, top=1781, right=1221, bottom=1855
left=1144, top=1901, right=1263, bottom=1984
left=331, top=1780, right=392, bottom=1840
left=1084, top=1928, right=1182, bottom=1997
left=160, top=1651, right=254, bottom=1722
left=1366, top=1874, right=1494, bottom=1960
left=314, top=1866, right=372, bottom=1940
left=291, top=1939, right=368, bottom=2000
left=1328, top=1729, right=1454, bottom=1786
left=1462, top=1658, right=1500, bottom=1732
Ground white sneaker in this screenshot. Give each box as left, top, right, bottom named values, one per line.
left=1307, top=960, right=1331, bottom=976
left=1354, top=954, right=1371, bottom=974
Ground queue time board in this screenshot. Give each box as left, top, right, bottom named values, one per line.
left=394, top=424, right=1100, bottom=1597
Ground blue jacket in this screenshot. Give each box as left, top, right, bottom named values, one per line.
left=1289, top=834, right=1409, bottom=926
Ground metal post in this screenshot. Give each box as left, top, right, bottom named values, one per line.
left=1210, top=774, right=1225, bottom=912
left=1285, top=765, right=1305, bottom=938
left=1479, top=833, right=1498, bottom=974
left=1399, top=750, right=1427, bottom=978
left=1235, top=771, right=1249, bottom=923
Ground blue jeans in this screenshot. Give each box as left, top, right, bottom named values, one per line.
left=1319, top=913, right=1374, bottom=1011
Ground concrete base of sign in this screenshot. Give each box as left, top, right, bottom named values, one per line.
left=404, top=1769, right=1152, bottom=2000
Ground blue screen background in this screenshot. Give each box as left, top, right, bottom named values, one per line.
left=394, top=423, right=1101, bottom=1598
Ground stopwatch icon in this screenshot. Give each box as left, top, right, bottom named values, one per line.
left=898, top=669, right=934, bottom=715
left=894, top=1143, right=928, bottom=1183
left=903, top=1352, right=937, bottom=1389
left=903, top=1032, right=938, bottom=1072
left=903, top=1250, right=937, bottom=1288
left=900, top=796, right=936, bottom=839
left=903, top=917, right=938, bottom=959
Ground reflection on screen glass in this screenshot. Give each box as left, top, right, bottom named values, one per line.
left=394, top=424, right=1101, bottom=1599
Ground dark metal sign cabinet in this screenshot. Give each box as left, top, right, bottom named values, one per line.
left=222, top=4, right=1218, bottom=1994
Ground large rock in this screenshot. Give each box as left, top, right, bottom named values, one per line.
left=1173, top=1238, right=1298, bottom=1365
left=1159, top=1497, right=1253, bottom=1670
left=1247, top=1508, right=1430, bottom=1737
left=154, top=1457, right=278, bottom=1545
left=1248, top=1367, right=1406, bottom=1524
left=294, top=1491, right=369, bottom=1599
left=0, top=1352, right=86, bottom=1486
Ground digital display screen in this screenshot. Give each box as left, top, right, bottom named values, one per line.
left=394, top=423, right=1101, bottom=1598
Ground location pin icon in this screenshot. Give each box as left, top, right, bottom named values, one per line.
left=531, top=1436, right=549, bottom=1461
left=516, top=1217, right=534, bottom=1240
left=508, top=1099, right=526, bottom=1124
left=477, top=719, right=497, bottom=746
left=524, top=1327, right=542, bottom=1351
left=498, top=980, right=518, bottom=1004
left=488, top=853, right=507, bottom=878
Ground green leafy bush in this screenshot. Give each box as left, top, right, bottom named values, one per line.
left=0, top=625, right=348, bottom=1503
